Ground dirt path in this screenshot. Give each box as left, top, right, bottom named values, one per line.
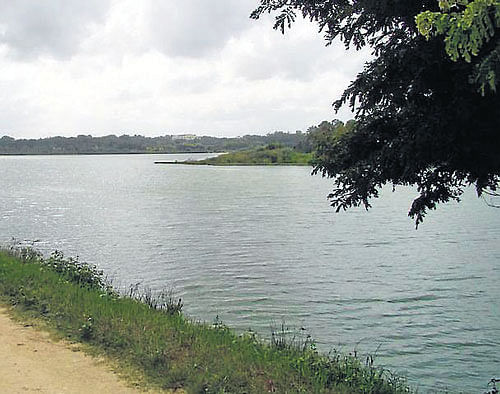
left=0, top=307, right=150, bottom=394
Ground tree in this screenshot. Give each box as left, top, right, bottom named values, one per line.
left=416, top=0, right=500, bottom=94
left=252, top=0, right=500, bottom=226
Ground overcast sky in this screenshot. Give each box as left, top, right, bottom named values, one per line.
left=0, top=0, right=369, bottom=138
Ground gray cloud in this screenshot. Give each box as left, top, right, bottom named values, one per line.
left=230, top=34, right=328, bottom=82
left=0, top=0, right=111, bottom=59
left=0, top=1, right=368, bottom=138
left=147, top=0, right=255, bottom=58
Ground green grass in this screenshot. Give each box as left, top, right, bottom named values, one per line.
left=185, top=145, right=313, bottom=166
left=0, top=248, right=412, bottom=393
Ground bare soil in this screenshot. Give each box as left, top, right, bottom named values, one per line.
left=0, top=307, right=154, bottom=394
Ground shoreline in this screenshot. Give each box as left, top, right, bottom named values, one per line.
left=0, top=151, right=220, bottom=157
left=0, top=248, right=412, bottom=393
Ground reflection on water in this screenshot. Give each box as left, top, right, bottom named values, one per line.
left=0, top=154, right=499, bottom=393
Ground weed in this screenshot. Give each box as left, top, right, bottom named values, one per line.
left=486, top=378, right=500, bottom=394
left=80, top=315, right=94, bottom=340
left=127, top=284, right=183, bottom=315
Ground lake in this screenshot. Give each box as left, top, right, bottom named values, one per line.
left=0, top=153, right=499, bottom=392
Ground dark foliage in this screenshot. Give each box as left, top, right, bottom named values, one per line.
left=252, top=0, right=500, bottom=225
left=7, top=247, right=111, bottom=292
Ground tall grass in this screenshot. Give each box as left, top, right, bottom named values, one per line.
left=0, top=248, right=412, bottom=393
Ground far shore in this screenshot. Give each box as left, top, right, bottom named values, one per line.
left=0, top=151, right=219, bottom=156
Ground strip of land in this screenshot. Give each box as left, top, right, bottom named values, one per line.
left=155, top=146, right=313, bottom=166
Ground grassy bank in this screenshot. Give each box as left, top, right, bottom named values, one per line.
left=0, top=248, right=411, bottom=393
left=182, top=145, right=313, bottom=166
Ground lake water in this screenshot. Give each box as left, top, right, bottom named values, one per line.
left=0, top=154, right=499, bottom=392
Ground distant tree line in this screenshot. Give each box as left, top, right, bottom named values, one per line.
left=0, top=130, right=316, bottom=155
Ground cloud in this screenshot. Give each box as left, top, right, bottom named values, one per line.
left=145, top=0, right=255, bottom=58
left=221, top=19, right=350, bottom=82
left=0, top=1, right=371, bottom=138
left=0, top=0, right=111, bottom=59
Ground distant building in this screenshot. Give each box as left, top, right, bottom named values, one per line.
left=171, top=134, right=197, bottom=141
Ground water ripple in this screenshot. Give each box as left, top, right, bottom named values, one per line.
left=1, top=155, right=499, bottom=393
